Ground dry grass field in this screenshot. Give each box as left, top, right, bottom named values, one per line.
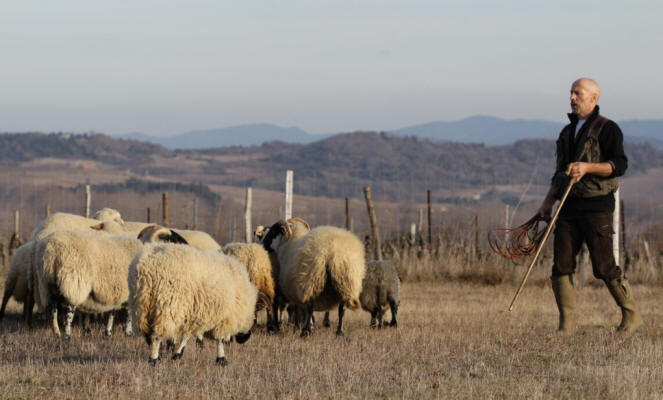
left=1, top=278, right=661, bottom=400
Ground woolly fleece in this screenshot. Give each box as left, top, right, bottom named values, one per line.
left=129, top=244, right=257, bottom=342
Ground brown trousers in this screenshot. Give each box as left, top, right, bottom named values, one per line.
left=552, top=211, right=622, bottom=281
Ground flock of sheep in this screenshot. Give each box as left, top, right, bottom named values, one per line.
left=0, top=208, right=401, bottom=365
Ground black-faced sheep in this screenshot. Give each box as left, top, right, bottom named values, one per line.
left=261, top=218, right=365, bottom=337
left=221, top=242, right=276, bottom=326
left=128, top=242, right=257, bottom=365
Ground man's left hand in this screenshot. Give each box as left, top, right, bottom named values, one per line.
left=565, top=162, right=589, bottom=183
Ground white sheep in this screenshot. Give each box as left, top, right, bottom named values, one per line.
left=129, top=243, right=257, bottom=365
left=261, top=218, right=365, bottom=337
left=28, top=210, right=123, bottom=241
left=221, top=242, right=276, bottom=326
left=124, top=221, right=221, bottom=250
left=5, top=210, right=124, bottom=327
left=0, top=243, right=40, bottom=322
left=34, top=229, right=143, bottom=338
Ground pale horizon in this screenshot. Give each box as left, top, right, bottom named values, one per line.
left=2, top=1, right=661, bottom=137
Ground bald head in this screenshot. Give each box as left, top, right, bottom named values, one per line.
left=570, top=78, right=600, bottom=119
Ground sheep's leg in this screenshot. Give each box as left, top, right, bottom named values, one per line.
left=64, top=305, right=76, bottom=339
left=215, top=339, right=228, bottom=366
left=105, top=312, right=115, bottom=337
left=323, top=311, right=331, bottom=328
left=124, top=311, right=134, bottom=336
left=0, top=289, right=12, bottom=322
left=196, top=333, right=204, bottom=348
left=300, top=302, right=314, bottom=338
left=376, top=307, right=384, bottom=329
left=172, top=336, right=190, bottom=360
left=370, top=309, right=378, bottom=329
left=267, top=296, right=280, bottom=333
left=149, top=335, right=162, bottom=365
left=83, top=314, right=92, bottom=335
left=336, top=303, right=345, bottom=336
left=388, top=297, right=398, bottom=328
left=48, top=302, right=61, bottom=337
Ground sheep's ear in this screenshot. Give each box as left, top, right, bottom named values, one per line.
left=90, top=222, right=104, bottom=230
left=288, top=217, right=310, bottom=230
left=137, top=225, right=157, bottom=238
left=282, top=221, right=294, bottom=239
left=159, top=230, right=189, bottom=245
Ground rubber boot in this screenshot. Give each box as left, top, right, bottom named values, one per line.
left=605, top=278, right=644, bottom=334
left=551, top=275, right=575, bottom=334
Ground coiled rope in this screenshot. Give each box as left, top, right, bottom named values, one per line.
left=488, top=214, right=548, bottom=262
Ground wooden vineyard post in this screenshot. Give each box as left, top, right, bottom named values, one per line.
left=9, top=210, right=21, bottom=256
left=473, top=215, right=480, bottom=261
left=45, top=204, right=51, bottom=218
left=363, top=186, right=382, bottom=261
left=162, top=193, right=170, bottom=227
left=147, top=207, right=151, bottom=223
left=621, top=199, right=629, bottom=271
left=245, top=187, right=253, bottom=243
left=285, top=170, right=293, bottom=220
left=613, top=188, right=620, bottom=266
left=85, top=184, right=91, bottom=218
left=427, top=190, right=432, bottom=248
left=193, top=197, right=198, bottom=230
left=345, top=197, right=350, bottom=231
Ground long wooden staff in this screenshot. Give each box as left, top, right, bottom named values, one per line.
left=508, top=180, right=574, bottom=311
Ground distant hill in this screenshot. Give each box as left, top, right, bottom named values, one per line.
left=0, top=132, right=170, bottom=165
left=3, top=131, right=663, bottom=201
left=114, top=117, right=663, bottom=149
left=393, top=116, right=663, bottom=147
left=116, top=124, right=329, bottom=149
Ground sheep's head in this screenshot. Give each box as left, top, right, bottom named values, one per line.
left=260, top=220, right=288, bottom=253
left=89, top=220, right=125, bottom=234
left=254, top=225, right=268, bottom=242
left=234, top=330, right=251, bottom=344
left=261, top=218, right=311, bottom=253
left=92, top=208, right=124, bottom=224
left=137, top=224, right=189, bottom=245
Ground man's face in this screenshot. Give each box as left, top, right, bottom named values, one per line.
left=569, top=82, right=597, bottom=119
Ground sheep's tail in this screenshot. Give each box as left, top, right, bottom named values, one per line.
left=328, top=249, right=365, bottom=311
left=48, top=244, right=91, bottom=307
left=131, top=269, right=155, bottom=337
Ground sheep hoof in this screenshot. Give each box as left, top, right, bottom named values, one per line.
left=105, top=330, right=112, bottom=338
left=172, top=351, right=183, bottom=361
left=323, top=321, right=331, bottom=328
left=149, top=357, right=160, bottom=366
left=335, top=330, right=344, bottom=337
left=300, top=329, right=312, bottom=338
left=267, top=323, right=280, bottom=334
left=125, top=330, right=134, bottom=337
left=215, top=357, right=228, bottom=366
left=196, top=338, right=204, bottom=348
left=84, top=327, right=92, bottom=335
left=64, top=334, right=71, bottom=341
left=389, top=321, right=398, bottom=328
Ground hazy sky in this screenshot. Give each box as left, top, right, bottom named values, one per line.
left=2, top=1, right=661, bottom=136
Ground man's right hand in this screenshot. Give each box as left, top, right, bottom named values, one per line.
left=537, top=195, right=557, bottom=222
